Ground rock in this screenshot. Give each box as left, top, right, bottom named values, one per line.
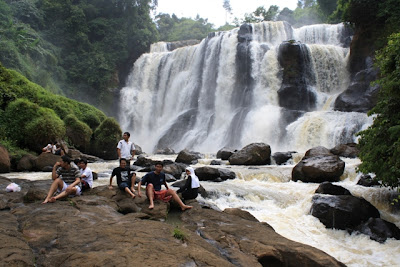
left=67, top=148, right=81, bottom=159
left=354, top=218, right=400, bottom=243
left=277, top=41, right=317, bottom=111
left=134, top=143, right=143, bottom=155
left=92, top=172, right=98, bottom=180
left=272, top=151, right=295, bottom=165
left=330, top=143, right=359, bottom=158
left=17, top=154, right=37, bottom=171
left=357, top=174, right=380, bottom=187
left=0, top=145, right=11, bottom=173
left=223, top=208, right=259, bottom=222
left=315, top=182, right=351, bottom=195
left=194, top=166, right=236, bottom=182
left=229, top=143, right=271, bottom=165
left=165, top=173, right=177, bottom=182
left=175, top=149, right=203, bottom=164
left=163, top=163, right=185, bottom=179
left=42, top=166, right=53, bottom=172
left=216, top=147, right=235, bottom=160
left=155, top=147, right=176, bottom=155
left=166, top=39, right=201, bottom=51
left=133, top=155, right=154, bottom=167
left=34, top=153, right=61, bottom=171
left=210, top=160, right=221, bottom=165
left=334, top=65, right=379, bottom=113
left=292, top=147, right=345, bottom=183
left=311, top=194, right=380, bottom=230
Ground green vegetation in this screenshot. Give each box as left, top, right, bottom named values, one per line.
left=93, top=117, right=122, bottom=159
left=357, top=33, right=400, bottom=188
left=172, top=227, right=186, bottom=241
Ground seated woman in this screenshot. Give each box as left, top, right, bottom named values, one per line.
left=177, top=167, right=200, bottom=200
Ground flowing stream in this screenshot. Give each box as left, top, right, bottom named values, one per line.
left=3, top=155, right=400, bottom=267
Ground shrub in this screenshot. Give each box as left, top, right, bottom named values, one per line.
left=63, top=114, right=92, bottom=151
left=92, top=117, right=121, bottom=159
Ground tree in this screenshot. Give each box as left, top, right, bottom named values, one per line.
left=223, top=0, right=232, bottom=24
left=357, top=33, right=400, bottom=188
left=243, top=5, right=280, bottom=24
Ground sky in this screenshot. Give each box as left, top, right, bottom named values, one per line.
left=155, top=0, right=298, bottom=27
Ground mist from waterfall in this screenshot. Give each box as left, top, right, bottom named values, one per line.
left=120, top=21, right=371, bottom=153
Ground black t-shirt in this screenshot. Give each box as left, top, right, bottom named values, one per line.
left=112, top=167, right=132, bottom=186
left=141, top=171, right=166, bottom=191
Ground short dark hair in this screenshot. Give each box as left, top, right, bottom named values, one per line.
left=154, top=161, right=163, bottom=167
left=124, top=132, right=130, bottom=137
left=61, top=155, right=72, bottom=164
left=120, top=158, right=127, bottom=163
left=78, top=158, right=87, bottom=165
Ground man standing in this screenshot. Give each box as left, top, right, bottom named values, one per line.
left=117, top=132, right=136, bottom=167
left=137, top=162, right=192, bottom=211
left=42, top=155, right=81, bottom=204
left=78, top=158, right=93, bottom=191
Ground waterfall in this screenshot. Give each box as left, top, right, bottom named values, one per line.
left=120, top=22, right=370, bottom=153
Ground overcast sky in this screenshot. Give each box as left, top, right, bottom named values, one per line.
left=155, top=0, right=298, bottom=27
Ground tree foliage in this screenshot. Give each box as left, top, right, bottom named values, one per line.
left=357, top=33, right=400, bottom=188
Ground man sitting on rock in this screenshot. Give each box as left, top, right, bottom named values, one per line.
left=137, top=162, right=192, bottom=211
left=78, top=158, right=93, bottom=191
left=42, top=155, right=82, bottom=204
left=108, top=158, right=136, bottom=199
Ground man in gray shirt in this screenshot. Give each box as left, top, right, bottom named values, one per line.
left=42, top=155, right=81, bottom=204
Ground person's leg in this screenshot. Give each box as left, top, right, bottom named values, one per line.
left=146, top=184, right=155, bottom=209
left=42, top=178, right=64, bottom=204
left=166, top=189, right=192, bottom=211
left=52, top=184, right=77, bottom=201
left=182, top=189, right=198, bottom=201
left=124, top=187, right=136, bottom=199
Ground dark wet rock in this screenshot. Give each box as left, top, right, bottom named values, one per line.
left=171, top=179, right=207, bottom=198
left=357, top=174, right=380, bottom=187
left=175, top=149, right=203, bottom=164
left=133, top=143, right=144, bottom=155
left=195, top=166, right=236, bottom=182
left=16, top=154, right=37, bottom=172
left=311, top=194, right=380, bottom=230
left=133, top=155, right=154, bottom=167
left=155, top=147, right=176, bottom=155
left=223, top=208, right=259, bottom=222
left=163, top=163, right=185, bottom=179
left=330, top=143, right=359, bottom=158
left=292, top=147, right=345, bottom=183
left=272, top=151, right=296, bottom=165
left=210, top=160, right=221, bottom=165
left=354, top=217, right=400, bottom=243
left=0, top=145, right=11, bottom=173
left=229, top=143, right=271, bottom=165
left=34, top=153, right=61, bottom=171
left=216, top=147, right=236, bottom=160
left=315, top=182, right=351, bottom=195
left=166, top=39, right=201, bottom=51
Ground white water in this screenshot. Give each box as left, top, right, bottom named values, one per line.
left=3, top=156, right=400, bottom=267
left=120, top=22, right=370, bottom=154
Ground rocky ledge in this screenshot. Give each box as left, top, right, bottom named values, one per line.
left=0, top=176, right=345, bottom=267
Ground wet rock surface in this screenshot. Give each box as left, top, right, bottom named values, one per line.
left=229, top=143, right=271, bottom=165
left=0, top=176, right=345, bottom=267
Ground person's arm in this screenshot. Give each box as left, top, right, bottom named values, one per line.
left=137, top=180, right=142, bottom=197
left=177, top=176, right=191, bottom=193
left=130, top=172, right=136, bottom=192
left=109, top=174, right=114, bottom=189
left=131, top=143, right=136, bottom=158
left=117, top=148, right=121, bottom=159
left=163, top=174, right=169, bottom=190
left=52, top=162, right=61, bottom=180
left=68, top=177, right=81, bottom=188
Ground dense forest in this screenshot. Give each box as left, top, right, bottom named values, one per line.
left=0, top=0, right=400, bottom=188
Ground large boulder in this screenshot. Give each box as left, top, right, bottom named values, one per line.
left=216, top=147, right=236, bottom=160
left=354, top=218, right=400, bottom=243
left=311, top=194, right=380, bottom=230
left=330, top=143, right=359, bottom=158
left=292, top=147, right=345, bottom=183
left=16, top=154, right=37, bottom=172
left=163, top=163, right=185, bottom=179
left=134, top=143, right=144, bottom=155
left=315, top=182, right=351, bottom=196
left=357, top=174, right=380, bottom=187
left=34, top=153, right=61, bottom=171
left=175, top=149, right=203, bottom=164
left=194, top=166, right=236, bottom=182
left=155, top=147, right=176, bottom=155
left=133, top=155, right=154, bottom=167
left=229, top=143, right=271, bottom=165
left=0, top=145, right=11, bottom=173
left=272, top=151, right=296, bottom=165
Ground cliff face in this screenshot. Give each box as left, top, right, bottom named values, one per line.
left=0, top=176, right=345, bottom=266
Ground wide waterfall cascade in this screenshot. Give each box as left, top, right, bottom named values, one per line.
left=120, top=21, right=370, bottom=153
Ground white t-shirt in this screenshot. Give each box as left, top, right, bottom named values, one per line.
left=117, top=140, right=136, bottom=160
left=80, top=167, right=93, bottom=188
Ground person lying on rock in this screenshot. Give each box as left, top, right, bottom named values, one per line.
left=137, top=161, right=192, bottom=211
left=78, top=158, right=93, bottom=192
left=42, top=142, right=54, bottom=153
left=177, top=167, right=200, bottom=201
left=108, top=158, right=136, bottom=199
left=42, top=155, right=82, bottom=204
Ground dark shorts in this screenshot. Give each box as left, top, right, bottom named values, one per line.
left=118, top=182, right=131, bottom=191
left=182, top=188, right=198, bottom=200
left=81, top=180, right=91, bottom=191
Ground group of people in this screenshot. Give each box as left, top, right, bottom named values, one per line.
left=42, top=142, right=64, bottom=156
left=42, top=132, right=200, bottom=211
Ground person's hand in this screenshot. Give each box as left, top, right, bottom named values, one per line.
left=67, top=185, right=74, bottom=191
left=54, top=161, right=61, bottom=167
left=108, top=185, right=113, bottom=190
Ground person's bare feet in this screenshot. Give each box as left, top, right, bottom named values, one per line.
left=42, top=199, right=49, bottom=204
left=49, top=197, right=56, bottom=203
left=148, top=204, right=154, bottom=209
left=131, top=194, right=136, bottom=199
left=181, top=205, right=192, bottom=211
